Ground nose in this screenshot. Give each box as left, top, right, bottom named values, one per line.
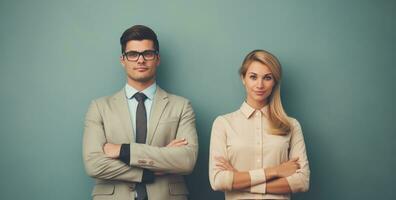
left=136, top=54, right=145, bottom=63
left=256, top=79, right=264, bottom=88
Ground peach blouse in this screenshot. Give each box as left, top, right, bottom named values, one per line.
left=209, top=102, right=310, bottom=200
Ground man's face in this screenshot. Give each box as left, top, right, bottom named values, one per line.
left=120, top=40, right=160, bottom=85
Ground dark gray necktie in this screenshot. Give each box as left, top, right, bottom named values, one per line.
left=134, top=92, right=147, bottom=144
left=134, top=92, right=148, bottom=200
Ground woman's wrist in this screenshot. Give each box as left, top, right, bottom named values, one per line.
left=265, top=167, right=278, bottom=180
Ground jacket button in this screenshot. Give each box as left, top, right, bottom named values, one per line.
left=138, top=160, right=147, bottom=164
left=129, top=185, right=135, bottom=191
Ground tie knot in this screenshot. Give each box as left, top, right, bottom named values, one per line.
left=134, top=92, right=147, bottom=102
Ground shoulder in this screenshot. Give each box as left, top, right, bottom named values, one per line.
left=159, top=88, right=194, bottom=115
left=156, top=87, right=189, bottom=104
left=287, top=117, right=303, bottom=134
left=212, top=109, right=240, bottom=127
left=90, top=90, right=123, bottom=107
left=166, top=92, right=190, bottom=105
left=288, top=117, right=300, bottom=126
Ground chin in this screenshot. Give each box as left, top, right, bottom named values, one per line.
left=253, top=95, right=265, bottom=101
left=253, top=97, right=268, bottom=104
left=138, top=76, right=155, bottom=83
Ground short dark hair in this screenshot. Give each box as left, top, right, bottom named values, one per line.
left=120, top=25, right=159, bottom=53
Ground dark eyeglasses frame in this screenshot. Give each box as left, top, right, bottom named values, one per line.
left=122, top=50, right=159, bottom=61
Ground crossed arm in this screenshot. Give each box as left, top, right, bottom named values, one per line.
left=83, top=100, right=198, bottom=183
left=214, top=156, right=299, bottom=194
left=209, top=117, right=310, bottom=194
left=103, top=138, right=189, bottom=175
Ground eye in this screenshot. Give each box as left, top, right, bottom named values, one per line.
left=264, top=75, right=273, bottom=80
left=142, top=50, right=156, bottom=59
left=126, top=51, right=139, bottom=58
left=249, top=75, right=257, bottom=80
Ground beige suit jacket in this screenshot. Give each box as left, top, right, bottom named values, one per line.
left=83, top=87, right=198, bottom=200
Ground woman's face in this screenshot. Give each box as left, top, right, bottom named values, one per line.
left=242, top=61, right=276, bottom=108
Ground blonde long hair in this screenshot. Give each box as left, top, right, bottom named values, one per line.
left=239, top=49, right=291, bottom=135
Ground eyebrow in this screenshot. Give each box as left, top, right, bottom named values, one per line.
left=125, top=49, right=156, bottom=53
left=247, top=72, right=272, bottom=76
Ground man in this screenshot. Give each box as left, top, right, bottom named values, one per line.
left=83, top=25, right=198, bottom=200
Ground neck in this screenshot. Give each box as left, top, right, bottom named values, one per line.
left=246, top=98, right=268, bottom=110
left=127, top=79, right=155, bottom=91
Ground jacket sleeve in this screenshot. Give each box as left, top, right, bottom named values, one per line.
left=82, top=100, right=143, bottom=182
left=129, top=100, right=198, bottom=175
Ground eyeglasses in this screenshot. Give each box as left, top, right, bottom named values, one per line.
left=123, top=50, right=159, bottom=61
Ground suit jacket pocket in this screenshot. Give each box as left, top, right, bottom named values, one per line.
left=92, top=184, right=115, bottom=196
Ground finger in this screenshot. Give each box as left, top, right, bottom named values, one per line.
left=214, top=163, right=226, bottom=168
left=214, top=156, right=225, bottom=161
left=224, top=164, right=234, bottom=170
left=172, top=143, right=187, bottom=147
left=172, top=140, right=188, bottom=146
left=290, top=157, right=299, bottom=162
left=171, top=143, right=187, bottom=147
left=166, top=140, right=176, bottom=147
left=173, top=138, right=186, bottom=143
left=167, top=142, right=178, bottom=147
left=168, top=139, right=180, bottom=145
left=168, top=139, right=187, bottom=147
left=214, top=166, right=227, bottom=171
left=225, top=162, right=233, bottom=168
left=169, top=138, right=184, bottom=144
left=217, top=157, right=228, bottom=163
left=215, top=165, right=227, bottom=170
left=215, top=161, right=226, bottom=166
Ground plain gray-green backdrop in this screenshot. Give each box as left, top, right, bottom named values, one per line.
left=1, top=0, right=395, bottom=199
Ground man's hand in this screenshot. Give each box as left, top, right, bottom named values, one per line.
left=166, top=138, right=188, bottom=147
left=103, top=143, right=121, bottom=158
left=155, top=138, right=188, bottom=175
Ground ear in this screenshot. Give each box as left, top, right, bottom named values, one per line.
left=156, top=54, right=161, bottom=66
left=120, top=55, right=126, bottom=67
left=240, top=74, right=246, bottom=86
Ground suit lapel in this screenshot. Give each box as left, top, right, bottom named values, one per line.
left=112, top=89, right=134, bottom=142
left=147, top=87, right=168, bottom=144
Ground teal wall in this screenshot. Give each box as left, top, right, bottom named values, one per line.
left=1, top=0, right=395, bottom=199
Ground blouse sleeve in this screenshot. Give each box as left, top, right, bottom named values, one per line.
left=285, top=118, right=310, bottom=192
left=209, top=116, right=234, bottom=191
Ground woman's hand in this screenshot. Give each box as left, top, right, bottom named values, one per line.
left=214, top=156, right=238, bottom=172
left=273, top=157, right=300, bottom=177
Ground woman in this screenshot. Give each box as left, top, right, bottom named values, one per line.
left=209, top=49, right=310, bottom=200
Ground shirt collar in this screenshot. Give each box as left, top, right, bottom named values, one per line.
left=240, top=101, right=269, bottom=119
left=125, top=82, right=157, bottom=100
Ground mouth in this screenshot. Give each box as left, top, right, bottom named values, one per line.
left=134, top=67, right=149, bottom=72
left=254, top=91, right=266, bottom=96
